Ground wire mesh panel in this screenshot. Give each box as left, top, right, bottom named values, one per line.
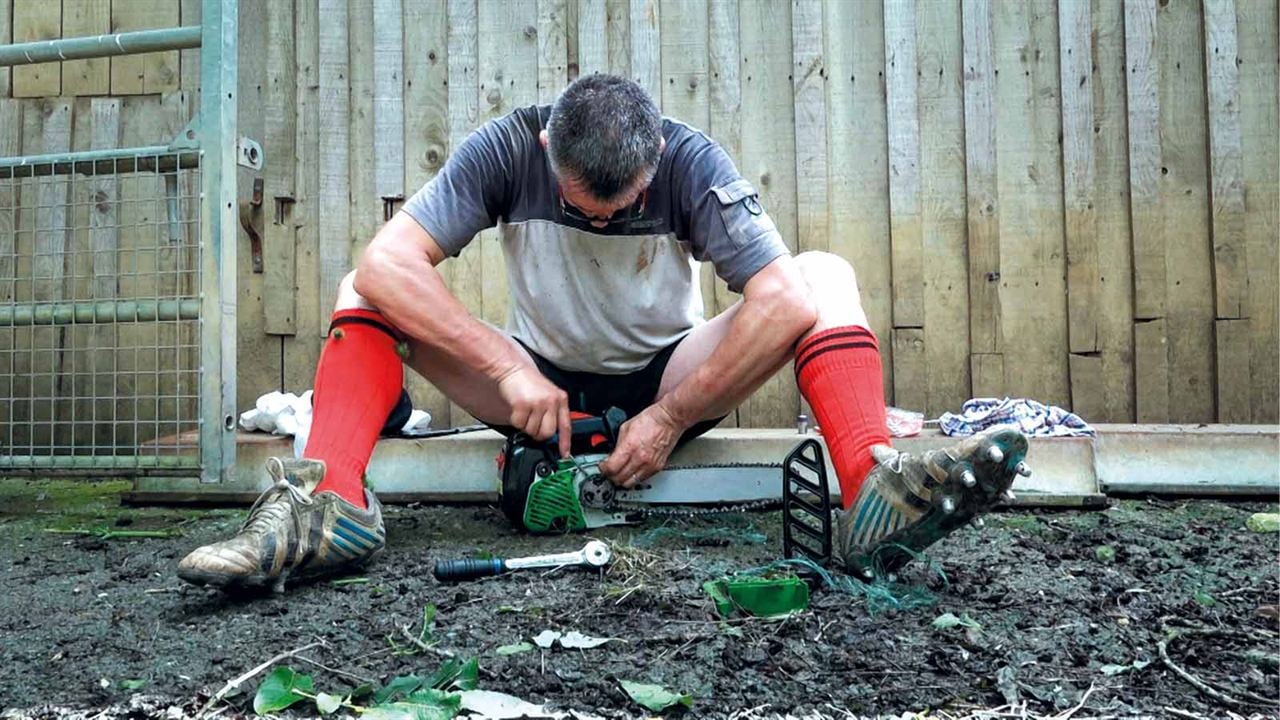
left=0, top=151, right=203, bottom=472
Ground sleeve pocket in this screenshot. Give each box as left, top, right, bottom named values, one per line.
left=712, top=178, right=764, bottom=215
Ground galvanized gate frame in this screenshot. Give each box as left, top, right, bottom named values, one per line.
left=0, top=0, right=242, bottom=483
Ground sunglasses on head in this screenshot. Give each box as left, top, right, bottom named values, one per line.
left=558, top=188, right=648, bottom=228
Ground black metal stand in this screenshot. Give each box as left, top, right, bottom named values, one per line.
left=782, top=439, right=833, bottom=568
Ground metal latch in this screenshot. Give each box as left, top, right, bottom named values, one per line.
left=239, top=177, right=265, bottom=273
left=237, top=136, right=264, bottom=170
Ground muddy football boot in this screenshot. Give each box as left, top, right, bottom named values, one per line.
left=176, top=458, right=385, bottom=592
left=835, top=427, right=1030, bottom=579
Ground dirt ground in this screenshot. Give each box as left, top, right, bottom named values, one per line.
left=0, top=478, right=1277, bottom=719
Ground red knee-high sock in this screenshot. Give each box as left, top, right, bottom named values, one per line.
left=795, top=326, right=890, bottom=510
left=304, top=309, right=404, bottom=508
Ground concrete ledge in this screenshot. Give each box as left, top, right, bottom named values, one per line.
left=131, top=423, right=1279, bottom=506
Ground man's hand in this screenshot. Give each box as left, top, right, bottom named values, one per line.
left=497, top=367, right=572, bottom=458
left=599, top=404, right=685, bottom=488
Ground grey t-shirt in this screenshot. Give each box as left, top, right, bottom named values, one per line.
left=403, top=104, right=789, bottom=373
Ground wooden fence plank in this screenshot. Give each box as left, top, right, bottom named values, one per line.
left=264, top=0, right=298, bottom=336
left=606, top=0, right=630, bottom=76
left=110, top=0, right=179, bottom=95
left=179, top=0, right=201, bottom=95
left=792, top=0, right=827, bottom=255
left=916, top=0, right=968, bottom=415
left=0, top=100, right=20, bottom=445
left=318, top=0, right=351, bottom=329
left=1059, top=0, right=1099, bottom=355
left=1237, top=0, right=1279, bottom=423
left=446, top=0, right=480, bottom=425
left=993, top=0, right=1068, bottom=406
left=539, top=0, right=568, bottom=101
left=629, top=0, right=660, bottom=103
left=1067, top=353, right=1105, bottom=422
left=478, top=0, right=537, bottom=332
left=577, top=0, right=607, bottom=77
left=85, top=98, right=120, bottom=450
left=348, top=0, right=378, bottom=263
left=1157, top=0, right=1213, bottom=423
left=884, top=0, right=922, bottom=331
left=62, top=0, right=110, bottom=96
left=707, top=0, right=740, bottom=324
left=660, top=0, right=712, bottom=320
left=13, top=0, right=61, bottom=98
left=374, top=0, right=405, bottom=206
left=826, top=0, right=892, bottom=400
left=1134, top=318, right=1169, bottom=422
left=961, top=0, right=1001, bottom=397
left=891, top=328, right=926, bottom=413
left=1203, top=0, right=1249, bottom=423
left=738, top=0, right=798, bottom=427
left=1090, top=0, right=1135, bottom=423
left=404, top=0, right=452, bottom=428
left=285, top=0, right=323, bottom=389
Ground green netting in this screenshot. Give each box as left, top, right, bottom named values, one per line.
left=631, top=525, right=768, bottom=547
left=734, top=547, right=947, bottom=615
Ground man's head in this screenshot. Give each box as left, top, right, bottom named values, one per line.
left=542, top=74, right=664, bottom=226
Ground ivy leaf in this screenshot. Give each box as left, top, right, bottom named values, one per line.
left=373, top=674, right=426, bottom=704
left=253, top=666, right=315, bottom=714
left=618, top=680, right=694, bottom=712
left=364, top=688, right=461, bottom=720
left=931, top=612, right=983, bottom=631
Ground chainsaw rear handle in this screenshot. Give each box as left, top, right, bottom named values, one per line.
left=433, top=557, right=507, bottom=582
left=548, top=406, right=627, bottom=455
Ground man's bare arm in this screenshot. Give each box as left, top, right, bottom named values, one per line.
left=654, top=256, right=818, bottom=429
left=353, top=213, right=571, bottom=453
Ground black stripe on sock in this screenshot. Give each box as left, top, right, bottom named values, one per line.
left=794, top=341, right=878, bottom=378
left=795, top=328, right=875, bottom=364
left=329, top=315, right=401, bottom=341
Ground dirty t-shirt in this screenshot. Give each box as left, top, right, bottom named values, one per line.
left=402, top=105, right=789, bottom=374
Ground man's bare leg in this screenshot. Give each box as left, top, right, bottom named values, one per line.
left=333, top=271, right=537, bottom=426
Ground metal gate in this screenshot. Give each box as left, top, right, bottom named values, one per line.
left=0, top=2, right=238, bottom=483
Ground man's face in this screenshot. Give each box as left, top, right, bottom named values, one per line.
left=557, top=174, right=648, bottom=229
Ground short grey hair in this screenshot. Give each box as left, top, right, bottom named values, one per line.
left=547, top=74, right=663, bottom=202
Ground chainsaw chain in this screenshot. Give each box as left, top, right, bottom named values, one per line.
left=608, top=461, right=784, bottom=519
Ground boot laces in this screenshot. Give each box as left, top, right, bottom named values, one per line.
left=240, top=479, right=311, bottom=536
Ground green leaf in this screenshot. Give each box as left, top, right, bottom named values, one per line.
left=495, top=642, right=534, bottom=656
left=1099, top=663, right=1130, bottom=676
left=931, top=612, right=983, bottom=631
left=1193, top=591, right=1218, bottom=607
left=425, top=658, right=479, bottom=691
left=1094, top=545, right=1116, bottom=563
left=315, top=692, right=344, bottom=715
left=363, top=689, right=461, bottom=720
left=373, top=674, right=426, bottom=704
left=253, top=666, right=315, bottom=715
left=618, top=680, right=694, bottom=712
left=120, top=679, right=146, bottom=692
left=1246, top=512, right=1280, bottom=533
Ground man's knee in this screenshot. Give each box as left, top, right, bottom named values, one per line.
left=794, top=251, right=857, bottom=291
left=335, top=270, right=379, bottom=313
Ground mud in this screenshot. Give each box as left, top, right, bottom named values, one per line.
left=1, top=478, right=1277, bottom=718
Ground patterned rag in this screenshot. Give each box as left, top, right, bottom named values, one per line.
left=938, top=397, right=1096, bottom=438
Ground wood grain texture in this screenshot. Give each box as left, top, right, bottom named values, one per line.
left=1236, top=0, right=1279, bottom=423
left=318, top=0, right=352, bottom=330
left=916, top=0, right=969, bottom=415
left=263, top=0, right=298, bottom=335
left=0, top=100, right=20, bottom=445
left=348, top=0, right=379, bottom=262
left=446, top=0, right=480, bottom=425
left=577, top=0, right=608, bottom=76
left=374, top=0, right=405, bottom=202
left=884, top=0, right=922, bottom=331
left=738, top=0, right=799, bottom=427
left=605, top=0, right=630, bottom=76
left=1134, top=318, right=1169, bottom=422
left=13, top=0, right=61, bottom=97
left=403, top=0, right=452, bottom=428
left=1157, top=0, right=1213, bottom=423
left=792, top=0, right=827, bottom=255
left=961, top=0, right=1001, bottom=391
left=1089, top=0, right=1135, bottom=423
left=0, top=0, right=11, bottom=96
left=1058, top=0, right=1099, bottom=355
left=707, top=0, right=740, bottom=323
left=538, top=0, right=569, bottom=101
left=110, top=0, right=179, bottom=95
left=629, top=0, right=660, bottom=101
left=1125, top=0, right=1163, bottom=320
left=61, top=0, right=110, bottom=96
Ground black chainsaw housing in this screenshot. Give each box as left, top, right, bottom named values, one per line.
left=498, top=407, right=627, bottom=529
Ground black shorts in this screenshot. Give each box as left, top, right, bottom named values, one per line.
left=486, top=335, right=726, bottom=445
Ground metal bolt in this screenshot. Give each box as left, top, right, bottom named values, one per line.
left=1015, top=462, right=1032, bottom=477
left=961, top=470, right=977, bottom=487
left=1001, top=490, right=1017, bottom=503
left=972, top=517, right=986, bottom=529
left=796, top=414, right=810, bottom=434
left=941, top=496, right=956, bottom=513
left=988, top=446, right=1004, bottom=463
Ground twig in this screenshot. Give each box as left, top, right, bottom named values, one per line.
left=293, top=655, right=376, bottom=685
left=195, top=640, right=324, bottom=718
left=399, top=625, right=455, bottom=658
left=1052, top=683, right=1095, bottom=720
left=45, top=527, right=184, bottom=540
left=1163, top=708, right=1209, bottom=720
left=1158, top=633, right=1244, bottom=707
left=144, top=587, right=185, bottom=594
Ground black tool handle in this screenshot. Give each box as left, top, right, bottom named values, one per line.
left=433, top=558, right=507, bottom=582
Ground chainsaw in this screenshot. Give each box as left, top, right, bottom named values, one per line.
left=497, top=407, right=833, bottom=566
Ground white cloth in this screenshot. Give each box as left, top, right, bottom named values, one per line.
left=239, top=390, right=432, bottom=458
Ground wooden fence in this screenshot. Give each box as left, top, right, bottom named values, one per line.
left=2, top=0, right=1277, bottom=433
